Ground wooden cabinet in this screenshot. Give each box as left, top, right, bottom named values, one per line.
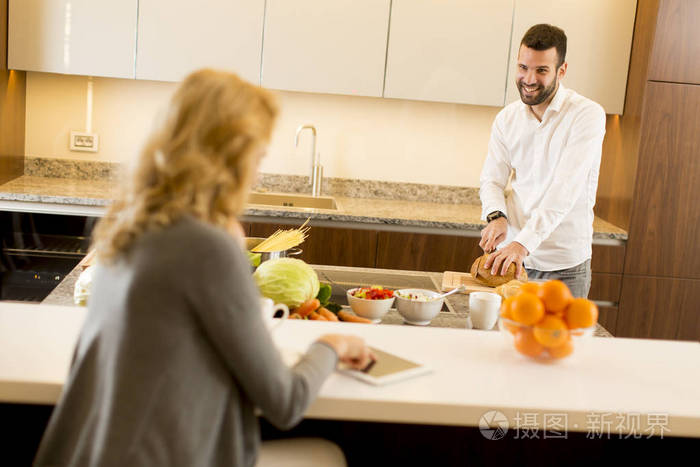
left=505, top=0, right=637, bottom=114
left=8, top=0, right=137, bottom=78
left=375, top=232, right=482, bottom=273
left=648, top=0, right=700, bottom=84
left=589, top=273, right=622, bottom=303
left=616, top=275, right=700, bottom=340
left=261, top=0, right=390, bottom=97
left=383, top=0, right=513, bottom=106
left=591, top=244, right=626, bottom=274
left=135, top=0, right=265, bottom=83
left=249, top=222, right=378, bottom=268
left=624, top=81, right=700, bottom=279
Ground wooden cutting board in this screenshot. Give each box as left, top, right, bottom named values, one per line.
left=441, top=271, right=496, bottom=294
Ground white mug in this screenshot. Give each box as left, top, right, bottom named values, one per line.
left=260, top=297, right=289, bottom=331
left=469, top=292, right=502, bottom=330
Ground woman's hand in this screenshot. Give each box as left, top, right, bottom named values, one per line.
left=316, top=334, right=375, bottom=370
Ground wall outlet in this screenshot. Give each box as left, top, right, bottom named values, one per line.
left=70, top=131, right=99, bottom=152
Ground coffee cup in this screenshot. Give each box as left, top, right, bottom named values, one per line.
left=468, top=292, right=502, bottom=330
left=260, top=297, right=289, bottom=331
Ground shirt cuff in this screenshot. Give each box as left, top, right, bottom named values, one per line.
left=481, top=204, right=508, bottom=222
left=513, top=227, right=543, bottom=255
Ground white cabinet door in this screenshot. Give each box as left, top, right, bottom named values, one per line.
left=8, top=0, right=137, bottom=79
left=506, top=0, right=637, bottom=114
left=136, top=0, right=265, bottom=84
left=262, top=0, right=391, bottom=97
left=384, top=0, right=514, bottom=107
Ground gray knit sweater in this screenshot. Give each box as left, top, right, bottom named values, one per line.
left=34, top=216, right=338, bottom=467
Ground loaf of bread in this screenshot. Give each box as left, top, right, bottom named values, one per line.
left=495, top=280, right=526, bottom=299
left=470, top=253, right=528, bottom=287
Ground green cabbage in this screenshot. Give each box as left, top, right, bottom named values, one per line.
left=253, top=258, right=320, bottom=308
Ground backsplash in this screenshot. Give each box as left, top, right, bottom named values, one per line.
left=24, top=156, right=479, bottom=204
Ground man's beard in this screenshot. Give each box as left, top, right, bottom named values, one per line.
left=517, top=76, right=558, bottom=106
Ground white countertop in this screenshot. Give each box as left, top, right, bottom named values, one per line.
left=2, top=303, right=698, bottom=437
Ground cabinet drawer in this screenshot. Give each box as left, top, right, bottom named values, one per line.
left=591, top=244, right=626, bottom=273
left=249, top=222, right=377, bottom=268
left=589, top=273, right=622, bottom=304
left=376, top=232, right=481, bottom=273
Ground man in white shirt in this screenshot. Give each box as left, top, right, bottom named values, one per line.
left=478, top=24, right=606, bottom=298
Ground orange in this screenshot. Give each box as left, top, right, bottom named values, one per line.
left=537, top=280, right=574, bottom=313
left=514, top=328, right=545, bottom=358
left=500, top=297, right=514, bottom=318
left=533, top=315, right=569, bottom=348
left=510, top=292, right=545, bottom=325
left=519, top=282, right=541, bottom=295
left=547, top=338, right=574, bottom=359
left=564, top=298, right=599, bottom=329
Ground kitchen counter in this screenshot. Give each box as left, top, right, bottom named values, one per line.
left=0, top=175, right=628, bottom=241
left=1, top=303, right=698, bottom=437
left=44, top=263, right=614, bottom=337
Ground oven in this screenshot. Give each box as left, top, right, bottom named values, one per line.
left=0, top=211, right=97, bottom=302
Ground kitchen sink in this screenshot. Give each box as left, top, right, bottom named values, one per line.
left=247, top=192, right=338, bottom=210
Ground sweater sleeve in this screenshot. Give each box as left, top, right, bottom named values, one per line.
left=184, top=224, right=337, bottom=430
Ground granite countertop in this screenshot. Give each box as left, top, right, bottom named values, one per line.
left=44, top=263, right=613, bottom=338
left=0, top=175, right=628, bottom=240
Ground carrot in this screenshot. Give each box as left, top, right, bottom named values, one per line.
left=289, top=313, right=302, bottom=319
left=308, top=311, right=327, bottom=321
left=317, top=307, right=339, bottom=321
left=337, top=310, right=373, bottom=324
left=294, top=299, right=320, bottom=318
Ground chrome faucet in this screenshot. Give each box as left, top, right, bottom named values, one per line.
left=295, top=124, right=323, bottom=197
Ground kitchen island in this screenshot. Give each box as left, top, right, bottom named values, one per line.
left=1, top=300, right=698, bottom=465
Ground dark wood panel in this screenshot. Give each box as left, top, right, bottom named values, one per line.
left=595, top=0, right=660, bottom=231
left=238, top=221, right=251, bottom=236
left=616, top=275, right=700, bottom=340
left=589, top=273, right=622, bottom=303
left=1, top=0, right=7, bottom=70
left=1, top=0, right=26, bottom=183
left=376, top=232, right=481, bottom=273
left=249, top=222, right=377, bottom=268
left=591, top=244, right=626, bottom=274
left=597, top=306, right=618, bottom=336
left=648, top=0, right=700, bottom=84
left=625, top=82, right=700, bottom=278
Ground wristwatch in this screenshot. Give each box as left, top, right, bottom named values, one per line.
left=486, top=211, right=507, bottom=223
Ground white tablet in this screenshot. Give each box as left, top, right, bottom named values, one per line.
left=338, top=346, right=432, bottom=386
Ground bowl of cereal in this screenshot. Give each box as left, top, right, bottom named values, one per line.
left=394, top=289, right=443, bottom=326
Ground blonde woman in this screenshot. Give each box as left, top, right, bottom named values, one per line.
left=34, top=70, right=370, bottom=467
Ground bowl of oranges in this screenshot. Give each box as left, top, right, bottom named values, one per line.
left=498, top=280, right=598, bottom=361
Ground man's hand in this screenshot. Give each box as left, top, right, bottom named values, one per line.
left=479, top=217, right=508, bottom=253
left=483, top=242, right=529, bottom=277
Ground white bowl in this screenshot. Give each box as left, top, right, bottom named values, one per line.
left=394, top=289, right=443, bottom=326
left=346, top=288, right=395, bottom=323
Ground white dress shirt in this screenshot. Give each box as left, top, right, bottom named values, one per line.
left=479, top=84, right=606, bottom=271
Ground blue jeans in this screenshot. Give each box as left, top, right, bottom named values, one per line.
left=525, top=259, right=592, bottom=298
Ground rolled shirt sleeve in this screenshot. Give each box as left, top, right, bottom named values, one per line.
left=479, top=116, right=511, bottom=221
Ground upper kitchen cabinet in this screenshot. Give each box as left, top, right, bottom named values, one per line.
left=505, top=0, right=637, bottom=114
left=261, top=0, right=391, bottom=97
left=8, top=0, right=137, bottom=79
left=136, top=0, right=265, bottom=83
left=647, top=0, right=700, bottom=85
left=384, top=0, right=514, bottom=107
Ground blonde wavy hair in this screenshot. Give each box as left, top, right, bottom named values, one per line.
left=93, top=69, right=278, bottom=262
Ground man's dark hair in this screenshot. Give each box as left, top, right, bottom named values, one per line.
left=520, top=24, right=567, bottom=68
